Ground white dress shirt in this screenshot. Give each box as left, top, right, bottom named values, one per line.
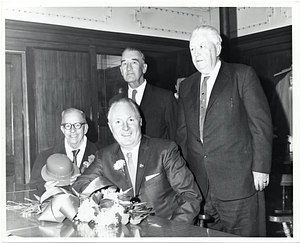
left=128, top=80, right=147, bottom=105
left=200, top=59, right=221, bottom=106
left=65, top=135, right=87, bottom=168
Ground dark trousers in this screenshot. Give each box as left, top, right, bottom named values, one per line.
left=204, top=188, right=266, bottom=236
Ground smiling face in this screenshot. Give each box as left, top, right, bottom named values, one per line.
left=120, top=49, right=147, bottom=89
left=108, top=100, right=142, bottom=150
left=189, top=30, right=221, bottom=75
left=60, top=110, right=88, bottom=149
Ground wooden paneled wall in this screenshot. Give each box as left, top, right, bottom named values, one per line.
left=231, top=26, right=292, bottom=104
left=5, top=19, right=194, bottom=168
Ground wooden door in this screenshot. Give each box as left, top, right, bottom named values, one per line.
left=26, top=48, right=98, bottom=165
left=97, top=66, right=126, bottom=148
left=6, top=52, right=30, bottom=184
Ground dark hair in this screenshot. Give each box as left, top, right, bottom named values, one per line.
left=122, top=47, right=146, bottom=63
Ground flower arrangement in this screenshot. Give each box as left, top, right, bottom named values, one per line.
left=74, top=187, right=153, bottom=237
left=7, top=177, right=153, bottom=238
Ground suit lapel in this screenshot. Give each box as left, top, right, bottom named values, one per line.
left=135, top=137, right=148, bottom=196
left=189, top=73, right=201, bottom=138
left=139, top=83, right=151, bottom=111
left=207, top=61, right=230, bottom=112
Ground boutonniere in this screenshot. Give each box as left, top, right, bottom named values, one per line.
left=139, top=164, right=144, bottom=168
left=82, top=154, right=95, bottom=169
left=114, top=159, right=126, bottom=173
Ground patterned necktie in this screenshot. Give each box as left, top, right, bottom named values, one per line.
left=72, top=149, right=80, bottom=166
left=126, top=152, right=136, bottom=192
left=199, top=76, right=210, bottom=142
left=132, top=89, right=137, bottom=103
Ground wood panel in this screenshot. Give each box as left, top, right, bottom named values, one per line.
left=26, top=48, right=97, bottom=161
left=231, top=26, right=292, bottom=104
left=5, top=53, right=25, bottom=183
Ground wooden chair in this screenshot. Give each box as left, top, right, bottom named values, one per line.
left=268, top=174, right=293, bottom=237
left=198, top=214, right=212, bottom=228
left=269, top=215, right=293, bottom=237
left=275, top=174, right=293, bottom=214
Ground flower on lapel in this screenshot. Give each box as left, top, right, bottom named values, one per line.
left=114, top=159, right=126, bottom=173
left=82, top=154, right=95, bottom=169
left=139, top=164, right=144, bottom=168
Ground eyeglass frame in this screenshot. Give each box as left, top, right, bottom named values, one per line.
left=61, top=122, right=86, bottom=130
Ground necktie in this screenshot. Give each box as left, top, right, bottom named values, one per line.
left=126, top=152, right=136, bottom=192
left=199, top=76, right=210, bottom=142
left=72, top=149, right=80, bottom=166
left=132, top=89, right=137, bottom=103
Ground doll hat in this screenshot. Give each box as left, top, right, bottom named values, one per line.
left=41, top=153, right=79, bottom=186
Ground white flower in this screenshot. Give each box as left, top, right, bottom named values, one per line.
left=82, top=154, right=95, bottom=169
left=113, top=159, right=125, bottom=172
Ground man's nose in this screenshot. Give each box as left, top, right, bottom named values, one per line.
left=123, top=122, right=129, bottom=130
left=126, top=63, right=132, bottom=71
left=70, top=125, right=76, bottom=132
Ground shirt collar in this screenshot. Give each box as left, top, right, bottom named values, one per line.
left=128, top=80, right=147, bottom=94
left=202, top=59, right=221, bottom=81
left=64, top=135, right=87, bottom=153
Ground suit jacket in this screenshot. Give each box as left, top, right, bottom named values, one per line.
left=28, top=139, right=98, bottom=196
left=73, top=136, right=201, bottom=224
left=109, top=83, right=177, bottom=140
left=176, top=61, right=272, bottom=200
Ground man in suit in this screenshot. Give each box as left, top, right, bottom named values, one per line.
left=176, top=25, right=272, bottom=236
left=109, top=47, right=177, bottom=140
left=73, top=98, right=201, bottom=224
left=28, top=108, right=98, bottom=196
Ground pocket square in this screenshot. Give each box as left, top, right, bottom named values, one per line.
left=145, top=173, right=160, bottom=181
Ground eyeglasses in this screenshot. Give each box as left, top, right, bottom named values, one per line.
left=61, top=122, right=86, bottom=130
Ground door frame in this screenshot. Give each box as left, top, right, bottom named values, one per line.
left=6, top=50, right=31, bottom=183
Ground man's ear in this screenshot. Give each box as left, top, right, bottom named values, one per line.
left=143, top=63, right=148, bottom=74
left=216, top=43, right=222, bottom=57
left=83, top=123, right=89, bottom=135
left=107, top=122, right=112, bottom=133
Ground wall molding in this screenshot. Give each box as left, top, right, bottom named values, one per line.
left=5, top=7, right=112, bottom=23
left=134, top=7, right=206, bottom=35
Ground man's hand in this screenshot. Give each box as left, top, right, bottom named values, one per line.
left=44, top=180, right=59, bottom=190
left=252, top=171, right=269, bottom=191
left=70, top=173, right=81, bottom=185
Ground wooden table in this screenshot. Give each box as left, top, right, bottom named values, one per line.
left=6, top=189, right=237, bottom=238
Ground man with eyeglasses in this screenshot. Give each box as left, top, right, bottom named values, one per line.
left=28, top=108, right=98, bottom=196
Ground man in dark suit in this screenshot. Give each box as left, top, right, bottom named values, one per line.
left=109, top=47, right=177, bottom=140
left=176, top=25, right=272, bottom=236
left=73, top=98, right=201, bottom=224
left=28, top=108, right=98, bottom=196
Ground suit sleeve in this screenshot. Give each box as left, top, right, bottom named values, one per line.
left=164, top=142, right=201, bottom=223
left=72, top=150, right=105, bottom=193
left=164, top=92, right=178, bottom=141
left=241, top=67, right=273, bottom=173
left=175, top=91, right=188, bottom=159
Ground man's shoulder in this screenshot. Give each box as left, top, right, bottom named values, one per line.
left=142, top=136, right=176, bottom=150
left=95, top=142, right=119, bottom=157
left=145, top=83, right=175, bottom=103
left=109, top=91, right=127, bottom=105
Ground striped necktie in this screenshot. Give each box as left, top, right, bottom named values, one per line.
left=199, top=76, right=210, bottom=142
left=126, top=152, right=136, bottom=193
left=132, top=89, right=137, bottom=103
left=72, top=149, right=80, bottom=166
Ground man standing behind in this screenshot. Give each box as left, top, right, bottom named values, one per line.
left=109, top=47, right=177, bottom=140
left=28, top=108, right=98, bottom=195
left=176, top=25, right=272, bottom=236
left=73, top=98, right=201, bottom=224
